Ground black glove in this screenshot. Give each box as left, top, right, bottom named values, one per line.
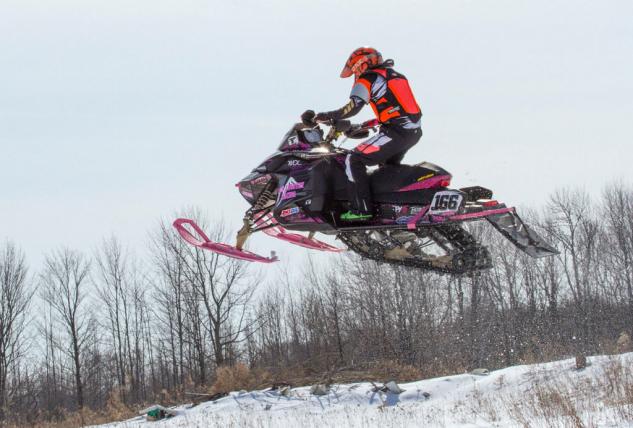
left=345, top=124, right=370, bottom=139
left=301, top=110, right=316, bottom=126
left=315, top=112, right=333, bottom=124
left=361, top=119, right=380, bottom=129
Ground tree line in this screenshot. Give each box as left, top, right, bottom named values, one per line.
left=1, top=183, right=632, bottom=425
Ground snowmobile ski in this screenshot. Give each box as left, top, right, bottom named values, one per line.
left=255, top=214, right=345, bottom=253
left=173, top=218, right=278, bottom=263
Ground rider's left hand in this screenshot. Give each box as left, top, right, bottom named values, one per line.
left=301, top=110, right=316, bottom=126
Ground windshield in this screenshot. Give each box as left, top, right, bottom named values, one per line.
left=277, top=125, right=323, bottom=151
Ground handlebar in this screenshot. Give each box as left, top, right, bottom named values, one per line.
left=304, top=119, right=377, bottom=144
left=297, top=110, right=380, bottom=154
left=322, top=120, right=350, bottom=144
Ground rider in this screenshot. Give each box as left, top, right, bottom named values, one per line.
left=303, top=47, right=422, bottom=221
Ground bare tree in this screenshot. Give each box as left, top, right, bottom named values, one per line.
left=40, top=248, right=92, bottom=410
left=94, top=237, right=147, bottom=401
left=151, top=219, right=190, bottom=389
left=181, top=221, right=257, bottom=367
left=152, top=213, right=257, bottom=378
left=603, top=182, right=633, bottom=335
left=0, top=242, right=32, bottom=419
left=548, top=188, right=601, bottom=347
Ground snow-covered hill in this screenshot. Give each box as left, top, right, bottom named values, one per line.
left=95, top=353, right=633, bottom=428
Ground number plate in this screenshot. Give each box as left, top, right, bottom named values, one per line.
left=429, top=191, right=464, bottom=215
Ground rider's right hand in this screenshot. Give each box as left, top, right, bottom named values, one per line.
left=301, top=110, right=316, bottom=126
left=361, top=119, right=380, bottom=129
left=345, top=124, right=370, bottom=139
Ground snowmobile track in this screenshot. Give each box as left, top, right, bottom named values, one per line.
left=338, top=224, right=491, bottom=275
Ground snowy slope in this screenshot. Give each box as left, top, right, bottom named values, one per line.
left=95, top=353, right=633, bottom=428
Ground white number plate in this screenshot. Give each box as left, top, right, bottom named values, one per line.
left=429, top=191, right=463, bottom=215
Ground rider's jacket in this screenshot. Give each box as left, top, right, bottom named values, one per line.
left=351, top=67, right=422, bottom=130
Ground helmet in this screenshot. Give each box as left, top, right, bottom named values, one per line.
left=340, top=47, right=383, bottom=78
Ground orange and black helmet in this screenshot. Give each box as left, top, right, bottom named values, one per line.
left=340, top=47, right=383, bottom=79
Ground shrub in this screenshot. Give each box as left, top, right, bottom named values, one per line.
left=211, top=363, right=272, bottom=394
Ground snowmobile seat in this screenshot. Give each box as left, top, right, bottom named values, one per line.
left=370, top=162, right=450, bottom=192
left=326, top=161, right=451, bottom=205
left=369, top=162, right=451, bottom=204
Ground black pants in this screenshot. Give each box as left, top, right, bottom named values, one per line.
left=345, top=126, right=421, bottom=213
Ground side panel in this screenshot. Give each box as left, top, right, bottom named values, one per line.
left=273, top=169, right=335, bottom=233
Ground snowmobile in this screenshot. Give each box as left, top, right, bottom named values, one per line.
left=174, top=119, right=557, bottom=274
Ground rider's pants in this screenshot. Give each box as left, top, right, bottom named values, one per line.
left=344, top=125, right=422, bottom=213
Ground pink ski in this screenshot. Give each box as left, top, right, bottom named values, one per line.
left=255, top=214, right=345, bottom=253
left=173, top=219, right=278, bottom=263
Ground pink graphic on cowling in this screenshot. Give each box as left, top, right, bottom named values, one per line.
left=397, top=175, right=452, bottom=192
left=173, top=218, right=278, bottom=263
left=284, top=181, right=304, bottom=191
left=255, top=214, right=344, bottom=252
left=280, top=191, right=296, bottom=200
left=279, top=178, right=305, bottom=201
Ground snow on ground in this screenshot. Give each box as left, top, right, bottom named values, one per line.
left=95, top=353, right=633, bottom=428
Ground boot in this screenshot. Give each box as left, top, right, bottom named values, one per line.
left=340, top=210, right=373, bottom=221
left=345, top=190, right=373, bottom=221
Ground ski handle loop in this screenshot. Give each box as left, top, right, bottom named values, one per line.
left=173, top=218, right=209, bottom=247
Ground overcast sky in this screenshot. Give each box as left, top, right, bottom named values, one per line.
left=1, top=0, right=632, bottom=272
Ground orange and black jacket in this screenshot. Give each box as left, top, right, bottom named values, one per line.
left=322, top=64, right=422, bottom=130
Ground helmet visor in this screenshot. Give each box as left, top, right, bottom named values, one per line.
left=340, top=63, right=353, bottom=78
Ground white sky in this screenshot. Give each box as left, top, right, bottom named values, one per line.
left=1, top=0, right=632, bottom=273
